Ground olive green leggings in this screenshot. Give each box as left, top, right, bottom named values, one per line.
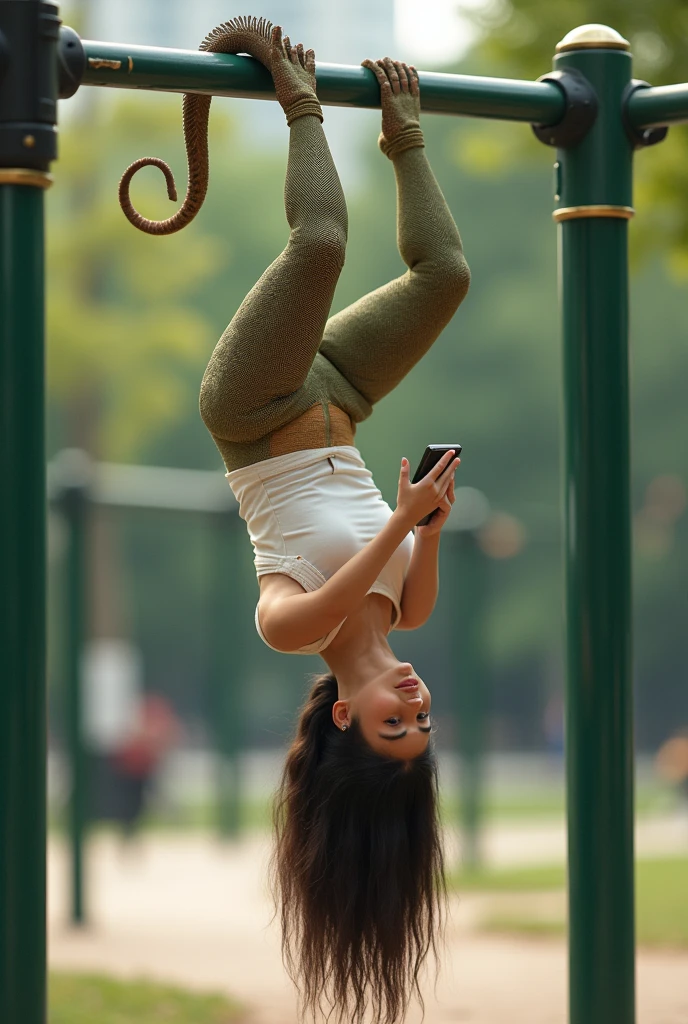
left=199, top=113, right=470, bottom=473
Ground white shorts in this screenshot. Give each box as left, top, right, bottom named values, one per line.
left=226, top=446, right=414, bottom=654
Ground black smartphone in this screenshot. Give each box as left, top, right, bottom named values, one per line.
left=412, top=444, right=463, bottom=527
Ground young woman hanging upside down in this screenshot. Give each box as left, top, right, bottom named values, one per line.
left=120, top=17, right=470, bottom=1024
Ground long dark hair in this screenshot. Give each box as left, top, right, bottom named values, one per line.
left=270, top=673, right=446, bottom=1024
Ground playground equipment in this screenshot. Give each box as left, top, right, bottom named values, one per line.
left=49, top=451, right=243, bottom=925
left=3, top=5, right=688, bottom=1022
left=444, top=488, right=492, bottom=870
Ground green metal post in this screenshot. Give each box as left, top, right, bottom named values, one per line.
left=209, top=510, right=243, bottom=838
left=445, top=489, right=491, bottom=871
left=455, top=532, right=488, bottom=870
left=553, top=26, right=635, bottom=1024
left=55, top=452, right=92, bottom=925
left=0, top=3, right=59, bottom=1022
left=0, top=176, right=49, bottom=1024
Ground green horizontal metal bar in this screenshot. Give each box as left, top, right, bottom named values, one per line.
left=80, top=39, right=565, bottom=124
left=626, top=82, right=688, bottom=128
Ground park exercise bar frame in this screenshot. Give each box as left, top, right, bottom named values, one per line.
left=48, top=452, right=244, bottom=927
left=3, top=5, right=688, bottom=1022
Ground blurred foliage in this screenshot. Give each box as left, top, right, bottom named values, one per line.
left=49, top=973, right=243, bottom=1023
left=48, top=98, right=220, bottom=458
left=456, top=0, right=688, bottom=269
left=48, top=59, right=688, bottom=748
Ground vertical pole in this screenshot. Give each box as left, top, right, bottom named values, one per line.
left=455, top=531, right=488, bottom=870
left=445, top=489, right=491, bottom=871
left=0, top=176, right=48, bottom=1024
left=0, top=4, right=59, bottom=1022
left=67, top=493, right=87, bottom=923
left=553, top=26, right=635, bottom=1024
left=209, top=509, right=243, bottom=838
left=55, top=452, right=91, bottom=925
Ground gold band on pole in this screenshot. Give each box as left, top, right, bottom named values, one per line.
left=0, top=168, right=54, bottom=189
left=553, top=204, right=634, bottom=223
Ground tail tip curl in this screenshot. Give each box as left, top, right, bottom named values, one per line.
left=121, top=16, right=275, bottom=233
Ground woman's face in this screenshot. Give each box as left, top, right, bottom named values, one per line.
left=349, top=662, right=432, bottom=760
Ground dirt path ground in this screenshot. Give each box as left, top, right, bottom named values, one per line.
left=48, top=824, right=688, bottom=1023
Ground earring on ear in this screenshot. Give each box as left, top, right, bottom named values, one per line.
left=341, top=725, right=348, bottom=732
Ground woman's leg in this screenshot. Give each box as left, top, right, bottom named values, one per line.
left=319, top=59, right=470, bottom=407
left=199, top=30, right=348, bottom=445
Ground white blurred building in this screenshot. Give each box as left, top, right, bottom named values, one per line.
left=86, top=0, right=394, bottom=62
left=85, top=0, right=395, bottom=61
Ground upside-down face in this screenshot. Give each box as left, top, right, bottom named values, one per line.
left=339, top=662, right=432, bottom=760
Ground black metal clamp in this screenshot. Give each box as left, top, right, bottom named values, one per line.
left=622, top=80, right=668, bottom=149
left=531, top=68, right=598, bottom=149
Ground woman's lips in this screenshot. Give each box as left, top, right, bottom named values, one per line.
left=395, top=679, right=419, bottom=690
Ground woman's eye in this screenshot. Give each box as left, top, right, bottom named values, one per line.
left=384, top=717, right=401, bottom=726
left=417, top=712, right=429, bottom=721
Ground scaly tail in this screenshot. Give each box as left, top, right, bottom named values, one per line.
left=119, top=16, right=274, bottom=235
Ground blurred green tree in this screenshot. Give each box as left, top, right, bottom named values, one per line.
left=47, top=92, right=289, bottom=641
left=456, top=0, right=688, bottom=269
left=47, top=97, right=223, bottom=459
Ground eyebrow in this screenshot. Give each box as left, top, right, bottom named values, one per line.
left=377, top=726, right=433, bottom=741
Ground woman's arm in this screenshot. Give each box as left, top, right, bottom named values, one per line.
left=260, top=508, right=415, bottom=651
left=396, top=532, right=441, bottom=630
left=259, top=450, right=459, bottom=651
left=397, top=473, right=457, bottom=630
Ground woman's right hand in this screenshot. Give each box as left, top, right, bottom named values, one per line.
left=395, top=451, right=460, bottom=528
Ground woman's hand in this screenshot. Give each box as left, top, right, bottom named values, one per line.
left=396, top=450, right=460, bottom=531
left=416, top=475, right=456, bottom=538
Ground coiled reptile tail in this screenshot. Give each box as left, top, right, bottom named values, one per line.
left=118, top=16, right=274, bottom=235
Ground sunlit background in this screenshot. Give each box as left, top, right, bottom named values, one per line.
left=46, top=2, right=688, bottom=1022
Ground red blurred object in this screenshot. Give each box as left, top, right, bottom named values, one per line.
left=113, top=694, right=181, bottom=777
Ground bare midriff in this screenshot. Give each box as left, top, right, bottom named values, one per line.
left=268, top=402, right=355, bottom=458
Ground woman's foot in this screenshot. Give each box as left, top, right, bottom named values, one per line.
left=271, top=25, right=322, bottom=125
left=362, top=57, right=421, bottom=148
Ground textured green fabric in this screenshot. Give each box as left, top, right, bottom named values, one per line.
left=199, top=115, right=470, bottom=473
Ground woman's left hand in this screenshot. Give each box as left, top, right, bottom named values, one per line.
left=415, top=472, right=457, bottom=538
